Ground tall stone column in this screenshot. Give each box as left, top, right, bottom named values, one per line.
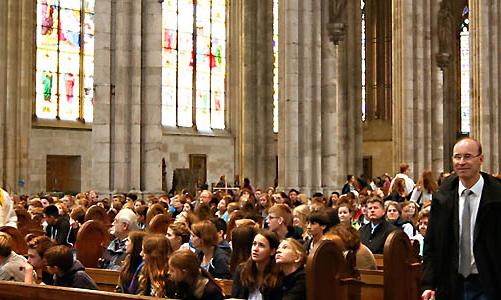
left=0, top=0, right=33, bottom=193
left=93, top=0, right=113, bottom=193
left=321, top=1, right=341, bottom=193
left=470, top=0, right=501, bottom=173
left=392, top=0, right=443, bottom=178
left=277, top=0, right=300, bottom=191
left=237, top=0, right=275, bottom=189
left=298, top=0, right=317, bottom=196
left=93, top=0, right=143, bottom=193
left=140, top=0, right=163, bottom=193
left=321, top=0, right=362, bottom=192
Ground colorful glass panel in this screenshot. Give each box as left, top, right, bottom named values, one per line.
left=161, top=0, right=226, bottom=130
left=35, top=0, right=94, bottom=122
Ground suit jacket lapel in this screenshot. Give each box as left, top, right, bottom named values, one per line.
left=452, top=188, right=460, bottom=253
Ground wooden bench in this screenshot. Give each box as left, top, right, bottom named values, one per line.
left=85, top=268, right=120, bottom=292
left=214, top=278, right=233, bottom=297
left=373, top=254, right=384, bottom=270
left=306, top=230, right=422, bottom=300
left=0, top=280, right=170, bottom=300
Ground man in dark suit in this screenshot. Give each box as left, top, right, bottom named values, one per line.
left=422, top=138, right=501, bottom=300
left=359, top=196, right=396, bottom=254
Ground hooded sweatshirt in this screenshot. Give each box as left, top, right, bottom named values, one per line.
left=53, top=259, right=98, bottom=290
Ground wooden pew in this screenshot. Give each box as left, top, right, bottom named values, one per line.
left=214, top=278, right=233, bottom=297
left=85, top=268, right=119, bottom=292
left=306, top=230, right=422, bottom=300
left=305, top=235, right=351, bottom=300
left=0, top=280, right=167, bottom=300
left=75, top=220, right=111, bottom=268
left=0, top=226, right=28, bottom=255
left=373, top=254, right=384, bottom=270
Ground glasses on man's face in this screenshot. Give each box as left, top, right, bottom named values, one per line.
left=452, top=153, right=481, bottom=161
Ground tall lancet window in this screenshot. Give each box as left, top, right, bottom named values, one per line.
left=361, top=0, right=366, bottom=121
left=273, top=0, right=279, bottom=133
left=161, top=0, right=226, bottom=130
left=459, top=5, right=470, bottom=134
left=35, top=0, right=95, bottom=122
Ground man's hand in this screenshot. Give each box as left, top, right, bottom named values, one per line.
left=421, top=290, right=435, bottom=300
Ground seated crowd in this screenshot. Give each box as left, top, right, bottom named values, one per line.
left=0, top=166, right=443, bottom=299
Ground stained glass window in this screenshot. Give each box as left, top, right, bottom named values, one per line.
left=459, top=6, right=470, bottom=134
left=35, top=0, right=95, bottom=122
left=162, top=0, right=226, bottom=130
left=273, top=0, right=279, bottom=133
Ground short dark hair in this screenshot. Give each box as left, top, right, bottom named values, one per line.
left=45, top=245, right=74, bottom=272
left=307, top=211, right=330, bottom=227
left=44, top=205, right=59, bottom=217
left=213, top=218, right=227, bottom=235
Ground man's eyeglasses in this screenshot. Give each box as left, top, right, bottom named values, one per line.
left=452, top=153, right=481, bottom=161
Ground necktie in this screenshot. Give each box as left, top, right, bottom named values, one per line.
left=459, top=189, right=473, bottom=277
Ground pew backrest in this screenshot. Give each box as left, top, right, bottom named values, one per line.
left=85, top=268, right=119, bottom=292
left=0, top=226, right=28, bottom=255
left=306, top=236, right=350, bottom=300
left=75, top=220, right=110, bottom=268
left=383, top=230, right=422, bottom=300
left=0, top=280, right=166, bottom=300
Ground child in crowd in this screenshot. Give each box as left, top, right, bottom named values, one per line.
left=44, top=245, right=98, bottom=290
left=168, top=250, right=224, bottom=300
left=232, top=230, right=282, bottom=299
left=276, top=238, right=307, bottom=300
left=116, top=231, right=147, bottom=294
left=137, top=234, right=173, bottom=297
left=25, top=235, right=55, bottom=284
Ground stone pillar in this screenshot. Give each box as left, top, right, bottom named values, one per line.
left=310, top=0, right=323, bottom=194
left=470, top=0, right=501, bottom=173
left=321, top=1, right=340, bottom=193
left=392, top=0, right=443, bottom=178
left=140, top=0, right=163, bottom=193
left=298, top=0, right=315, bottom=195
left=277, top=0, right=300, bottom=191
left=237, top=0, right=276, bottom=189
left=93, top=0, right=113, bottom=193
left=0, top=0, right=33, bottom=193
left=321, top=0, right=362, bottom=192
left=93, top=0, right=143, bottom=193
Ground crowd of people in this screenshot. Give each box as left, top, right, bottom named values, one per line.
left=0, top=138, right=498, bottom=300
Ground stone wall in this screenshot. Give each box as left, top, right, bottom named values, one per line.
left=28, top=129, right=93, bottom=194
left=162, top=133, right=235, bottom=192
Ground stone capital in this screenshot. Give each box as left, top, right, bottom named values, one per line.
left=435, top=52, right=451, bottom=70
left=327, top=22, right=345, bottom=45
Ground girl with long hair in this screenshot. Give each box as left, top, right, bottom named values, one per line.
left=116, top=231, right=147, bottom=294
left=168, top=250, right=224, bottom=300
left=231, top=230, right=282, bottom=299
left=229, top=225, right=258, bottom=274
left=137, top=234, right=173, bottom=297
left=191, top=220, right=231, bottom=279
left=275, top=238, right=307, bottom=300
left=410, top=170, right=438, bottom=205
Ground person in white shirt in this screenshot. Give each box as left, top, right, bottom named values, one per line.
left=389, top=163, right=415, bottom=195
left=0, top=189, right=17, bottom=228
